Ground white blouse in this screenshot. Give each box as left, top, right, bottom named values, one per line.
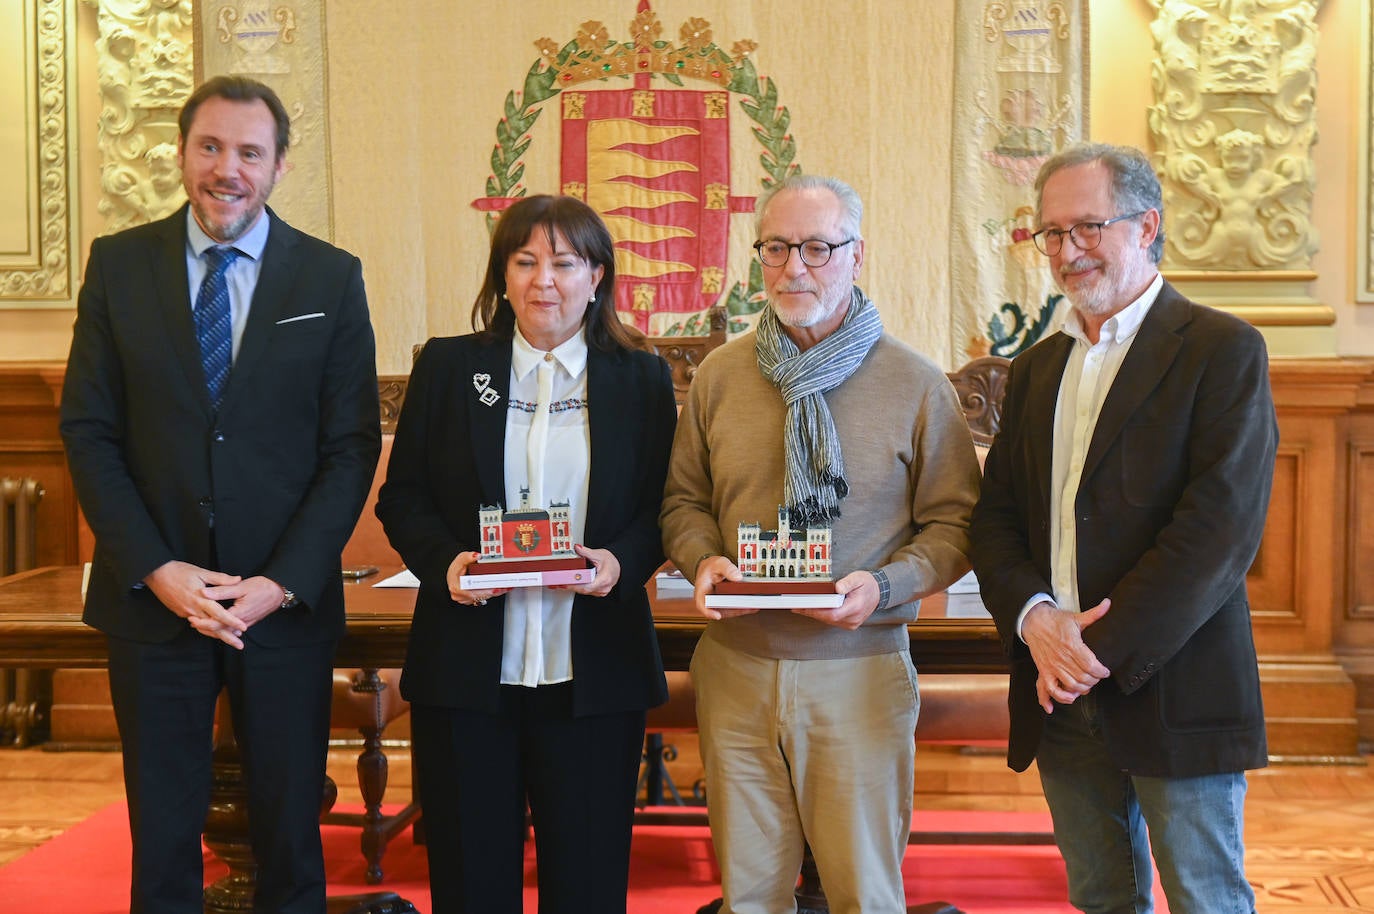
left=499, top=328, right=591, bottom=686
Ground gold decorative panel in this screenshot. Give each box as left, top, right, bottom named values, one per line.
left=0, top=0, right=78, bottom=307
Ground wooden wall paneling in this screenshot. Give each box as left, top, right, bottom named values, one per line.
left=1247, top=445, right=1300, bottom=630
left=1261, top=359, right=1373, bottom=759
left=1334, top=388, right=1374, bottom=746
left=1345, top=435, right=1374, bottom=620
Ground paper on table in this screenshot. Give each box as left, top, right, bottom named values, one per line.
left=373, top=568, right=420, bottom=588
left=947, top=569, right=981, bottom=593
left=654, top=571, right=695, bottom=597
left=944, top=570, right=991, bottom=618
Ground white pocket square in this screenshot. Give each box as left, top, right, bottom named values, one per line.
left=276, top=312, right=326, bottom=325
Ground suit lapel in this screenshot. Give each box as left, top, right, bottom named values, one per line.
left=220, top=209, right=299, bottom=417
left=1079, top=284, right=1189, bottom=483
left=584, top=348, right=622, bottom=545
left=469, top=341, right=513, bottom=505
left=150, top=207, right=214, bottom=418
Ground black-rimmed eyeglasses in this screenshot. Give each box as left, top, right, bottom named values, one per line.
left=1030, top=211, right=1149, bottom=256
left=753, top=238, right=856, bottom=268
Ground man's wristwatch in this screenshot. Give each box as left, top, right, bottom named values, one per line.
left=279, top=588, right=300, bottom=609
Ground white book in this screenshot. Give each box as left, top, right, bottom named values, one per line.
left=704, top=593, right=845, bottom=610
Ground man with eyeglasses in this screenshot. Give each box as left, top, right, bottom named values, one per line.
left=661, top=174, right=980, bottom=913
left=971, top=142, right=1277, bottom=914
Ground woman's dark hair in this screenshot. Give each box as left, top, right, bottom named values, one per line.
left=472, top=195, right=636, bottom=352
left=178, top=76, right=291, bottom=161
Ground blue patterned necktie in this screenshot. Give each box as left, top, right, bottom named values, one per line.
left=195, top=246, right=239, bottom=410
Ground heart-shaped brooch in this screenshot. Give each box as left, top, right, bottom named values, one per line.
left=472, top=372, right=501, bottom=407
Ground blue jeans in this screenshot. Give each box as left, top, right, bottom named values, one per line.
left=1036, top=692, right=1256, bottom=914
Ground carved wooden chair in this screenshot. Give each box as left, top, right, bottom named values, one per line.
left=912, top=356, right=1014, bottom=751
left=638, top=308, right=727, bottom=806
left=321, top=432, right=421, bottom=884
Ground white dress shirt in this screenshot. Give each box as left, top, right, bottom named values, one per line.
left=499, top=328, right=591, bottom=686
left=1017, top=273, right=1163, bottom=637
left=185, top=209, right=270, bottom=360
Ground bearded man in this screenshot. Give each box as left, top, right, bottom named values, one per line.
left=61, top=76, right=380, bottom=913
left=971, top=142, right=1277, bottom=914
left=661, top=173, right=980, bottom=913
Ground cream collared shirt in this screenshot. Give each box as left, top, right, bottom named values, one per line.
left=499, top=328, right=591, bottom=687
left=1017, top=273, right=1163, bottom=636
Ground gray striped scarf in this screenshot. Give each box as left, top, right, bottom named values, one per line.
left=755, top=286, right=884, bottom=525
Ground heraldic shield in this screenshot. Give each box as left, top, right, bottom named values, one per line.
left=561, top=87, right=731, bottom=334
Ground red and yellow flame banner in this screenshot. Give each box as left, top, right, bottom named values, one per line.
left=561, top=87, right=732, bottom=330
left=473, top=1, right=800, bottom=336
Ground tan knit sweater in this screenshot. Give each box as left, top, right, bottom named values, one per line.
left=660, top=331, right=981, bottom=660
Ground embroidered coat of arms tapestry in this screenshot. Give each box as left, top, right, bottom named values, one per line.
left=949, top=0, right=1089, bottom=364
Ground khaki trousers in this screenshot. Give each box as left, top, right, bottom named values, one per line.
left=690, top=630, right=919, bottom=914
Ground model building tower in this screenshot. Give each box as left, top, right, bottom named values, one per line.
left=737, top=506, right=832, bottom=580
left=478, top=487, right=575, bottom=561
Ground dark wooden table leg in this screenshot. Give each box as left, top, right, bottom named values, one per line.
left=202, top=698, right=255, bottom=914
left=200, top=694, right=420, bottom=914
left=319, top=669, right=421, bottom=885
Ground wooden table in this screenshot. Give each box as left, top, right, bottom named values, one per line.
left=0, top=566, right=1009, bottom=914
left=0, top=566, right=1005, bottom=672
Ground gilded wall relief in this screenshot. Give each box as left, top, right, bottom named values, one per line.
left=91, top=0, right=194, bottom=235
left=0, top=0, right=78, bottom=306
left=1149, top=0, right=1320, bottom=272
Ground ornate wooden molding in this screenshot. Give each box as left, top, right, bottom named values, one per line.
left=650, top=305, right=728, bottom=406
left=378, top=376, right=406, bottom=435
left=946, top=356, right=1010, bottom=446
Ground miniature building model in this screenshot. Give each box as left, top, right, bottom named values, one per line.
left=478, top=487, right=574, bottom=561
left=737, top=506, right=832, bottom=580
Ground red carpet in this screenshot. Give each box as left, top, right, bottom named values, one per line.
left=0, top=802, right=1134, bottom=913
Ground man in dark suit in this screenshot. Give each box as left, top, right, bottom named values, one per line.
left=970, top=142, right=1277, bottom=914
left=60, top=76, right=380, bottom=914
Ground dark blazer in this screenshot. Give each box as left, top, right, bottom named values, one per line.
left=377, top=333, right=675, bottom=717
left=970, top=280, right=1277, bottom=777
left=60, top=205, right=382, bottom=647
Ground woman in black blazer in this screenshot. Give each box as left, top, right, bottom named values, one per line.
left=376, top=195, right=675, bottom=913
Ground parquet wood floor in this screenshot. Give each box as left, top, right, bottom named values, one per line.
left=2, top=738, right=1372, bottom=911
